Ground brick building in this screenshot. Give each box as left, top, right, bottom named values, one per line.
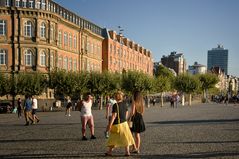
left=0, top=0, right=154, bottom=100
left=102, top=29, right=153, bottom=75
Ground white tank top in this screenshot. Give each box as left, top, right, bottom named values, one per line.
left=80, top=100, right=92, bottom=117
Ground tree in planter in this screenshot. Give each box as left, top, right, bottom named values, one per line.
left=174, top=74, right=200, bottom=106
left=198, top=73, right=219, bottom=103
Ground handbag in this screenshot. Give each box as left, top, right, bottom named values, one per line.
left=110, top=103, right=121, bottom=133
left=128, top=115, right=134, bottom=128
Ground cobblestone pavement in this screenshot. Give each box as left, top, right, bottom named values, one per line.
left=0, top=103, right=239, bottom=159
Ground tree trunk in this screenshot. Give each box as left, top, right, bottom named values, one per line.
left=99, top=95, right=103, bottom=110
left=160, top=92, right=164, bottom=107
left=188, top=94, right=192, bottom=106
left=182, top=93, right=185, bottom=106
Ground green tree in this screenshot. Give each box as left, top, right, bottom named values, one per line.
left=49, top=70, right=77, bottom=99
left=18, top=72, right=48, bottom=97
left=122, top=70, right=154, bottom=95
left=0, top=73, right=10, bottom=96
left=174, top=74, right=200, bottom=106
left=154, top=76, right=171, bottom=106
left=198, top=73, right=219, bottom=102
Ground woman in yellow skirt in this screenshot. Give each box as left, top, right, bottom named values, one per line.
left=105, top=91, right=135, bottom=156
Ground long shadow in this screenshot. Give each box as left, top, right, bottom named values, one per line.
left=136, top=151, right=239, bottom=159
left=0, top=138, right=79, bottom=143
left=153, top=140, right=239, bottom=144
left=148, top=118, right=239, bottom=125
left=1, top=151, right=239, bottom=159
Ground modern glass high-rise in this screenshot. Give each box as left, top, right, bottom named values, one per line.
left=207, top=45, right=228, bottom=75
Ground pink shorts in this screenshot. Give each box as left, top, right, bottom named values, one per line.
left=81, top=115, right=94, bottom=128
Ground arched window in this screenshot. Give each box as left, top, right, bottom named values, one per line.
left=25, top=50, right=33, bottom=66
left=40, top=51, right=46, bottom=66
left=0, top=50, right=6, bottom=65
left=40, top=22, right=46, bottom=38
left=24, top=21, right=32, bottom=37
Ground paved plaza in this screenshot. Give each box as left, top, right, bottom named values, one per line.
left=0, top=103, right=239, bottom=159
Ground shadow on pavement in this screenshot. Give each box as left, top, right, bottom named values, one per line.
left=136, top=151, right=239, bottom=159
left=148, top=118, right=239, bottom=125
left=1, top=151, right=239, bottom=159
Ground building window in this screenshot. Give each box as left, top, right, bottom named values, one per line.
left=50, top=26, right=54, bottom=40
left=69, top=58, right=72, bottom=70
left=63, top=57, right=68, bottom=70
left=40, top=51, right=46, bottom=66
left=36, top=0, right=40, bottom=9
left=5, top=0, right=10, bottom=6
left=40, top=22, right=46, bottom=38
left=15, top=0, right=20, bottom=7
left=69, top=34, right=72, bottom=49
left=58, top=31, right=62, bottom=46
left=25, top=50, right=33, bottom=66
left=73, top=59, right=77, bottom=71
left=29, top=0, right=34, bottom=8
left=42, top=0, right=46, bottom=10
left=22, top=0, right=27, bottom=8
left=58, top=56, right=62, bottom=68
left=50, top=54, right=54, bottom=67
left=0, top=20, right=6, bottom=36
left=73, top=35, right=77, bottom=49
left=0, top=50, right=6, bottom=65
left=24, top=21, right=32, bottom=37
left=64, top=32, right=68, bottom=47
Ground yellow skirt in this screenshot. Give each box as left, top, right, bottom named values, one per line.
left=107, top=122, right=135, bottom=148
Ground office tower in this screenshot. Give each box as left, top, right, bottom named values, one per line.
left=207, top=44, right=228, bottom=75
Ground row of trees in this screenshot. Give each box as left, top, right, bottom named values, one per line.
left=0, top=66, right=219, bottom=108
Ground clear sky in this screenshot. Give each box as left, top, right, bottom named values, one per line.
left=54, top=0, right=239, bottom=77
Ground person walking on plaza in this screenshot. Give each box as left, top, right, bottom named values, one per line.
left=17, top=98, right=22, bottom=118
left=32, top=96, right=40, bottom=124
left=80, top=93, right=96, bottom=140
left=65, top=97, right=72, bottom=116
left=24, top=96, right=34, bottom=126
left=130, top=91, right=145, bottom=154
left=104, top=95, right=116, bottom=138
left=105, top=91, right=135, bottom=157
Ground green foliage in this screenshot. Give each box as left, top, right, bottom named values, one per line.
left=0, top=73, right=10, bottom=96
left=174, top=74, right=200, bottom=94
left=155, top=64, right=175, bottom=79
left=198, top=73, right=219, bottom=90
left=154, top=76, right=171, bottom=93
left=14, top=72, right=48, bottom=96
left=122, top=70, right=154, bottom=94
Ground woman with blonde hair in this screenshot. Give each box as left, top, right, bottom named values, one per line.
left=130, top=91, right=146, bottom=153
left=105, top=91, right=135, bottom=156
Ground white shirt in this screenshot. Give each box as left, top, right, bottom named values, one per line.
left=80, top=100, right=92, bottom=117
left=32, top=98, right=38, bottom=109
left=108, top=99, right=116, bottom=116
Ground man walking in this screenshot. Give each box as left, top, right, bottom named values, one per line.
left=24, top=96, right=34, bottom=126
